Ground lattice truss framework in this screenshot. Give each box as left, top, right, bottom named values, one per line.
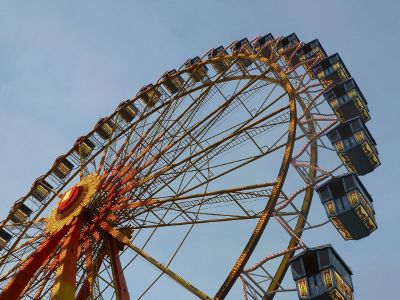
left=0, top=34, right=346, bottom=300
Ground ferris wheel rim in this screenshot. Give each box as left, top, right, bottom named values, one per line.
left=0, top=42, right=327, bottom=300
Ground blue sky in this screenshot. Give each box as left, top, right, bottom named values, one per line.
left=0, top=1, right=399, bottom=299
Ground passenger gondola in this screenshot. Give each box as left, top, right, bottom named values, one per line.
left=0, top=229, right=12, bottom=250
left=253, top=33, right=274, bottom=58
left=158, top=69, right=185, bottom=94
left=276, top=33, right=300, bottom=63
left=230, top=38, right=254, bottom=70
left=95, top=117, right=116, bottom=140
left=208, top=46, right=230, bottom=73
left=312, top=54, right=350, bottom=87
left=326, top=118, right=380, bottom=175
left=10, top=202, right=33, bottom=223
left=316, top=173, right=377, bottom=240
left=295, top=39, right=327, bottom=70
left=184, top=57, right=208, bottom=82
left=116, top=100, right=139, bottom=123
left=137, top=84, right=161, bottom=107
left=290, top=245, right=354, bottom=300
left=31, top=176, right=53, bottom=202
left=52, top=155, right=74, bottom=179
left=323, top=78, right=370, bottom=123
left=74, top=136, right=96, bottom=159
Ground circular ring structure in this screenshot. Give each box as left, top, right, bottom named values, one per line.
left=0, top=34, right=359, bottom=300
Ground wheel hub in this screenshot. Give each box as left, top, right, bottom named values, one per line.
left=46, top=174, right=100, bottom=234
left=57, top=186, right=82, bottom=216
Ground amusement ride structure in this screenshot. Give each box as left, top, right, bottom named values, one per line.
left=0, top=33, right=380, bottom=299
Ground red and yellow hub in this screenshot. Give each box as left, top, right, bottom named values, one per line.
left=57, top=185, right=81, bottom=216
left=46, top=174, right=100, bottom=234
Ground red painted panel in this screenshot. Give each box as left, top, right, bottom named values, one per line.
left=108, top=236, right=130, bottom=300
left=0, top=224, right=70, bottom=300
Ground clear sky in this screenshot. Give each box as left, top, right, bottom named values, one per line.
left=0, top=1, right=399, bottom=299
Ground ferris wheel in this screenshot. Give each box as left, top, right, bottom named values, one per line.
left=0, top=32, right=380, bottom=300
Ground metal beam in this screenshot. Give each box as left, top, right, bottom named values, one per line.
left=108, top=236, right=130, bottom=300
left=0, top=224, right=70, bottom=300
